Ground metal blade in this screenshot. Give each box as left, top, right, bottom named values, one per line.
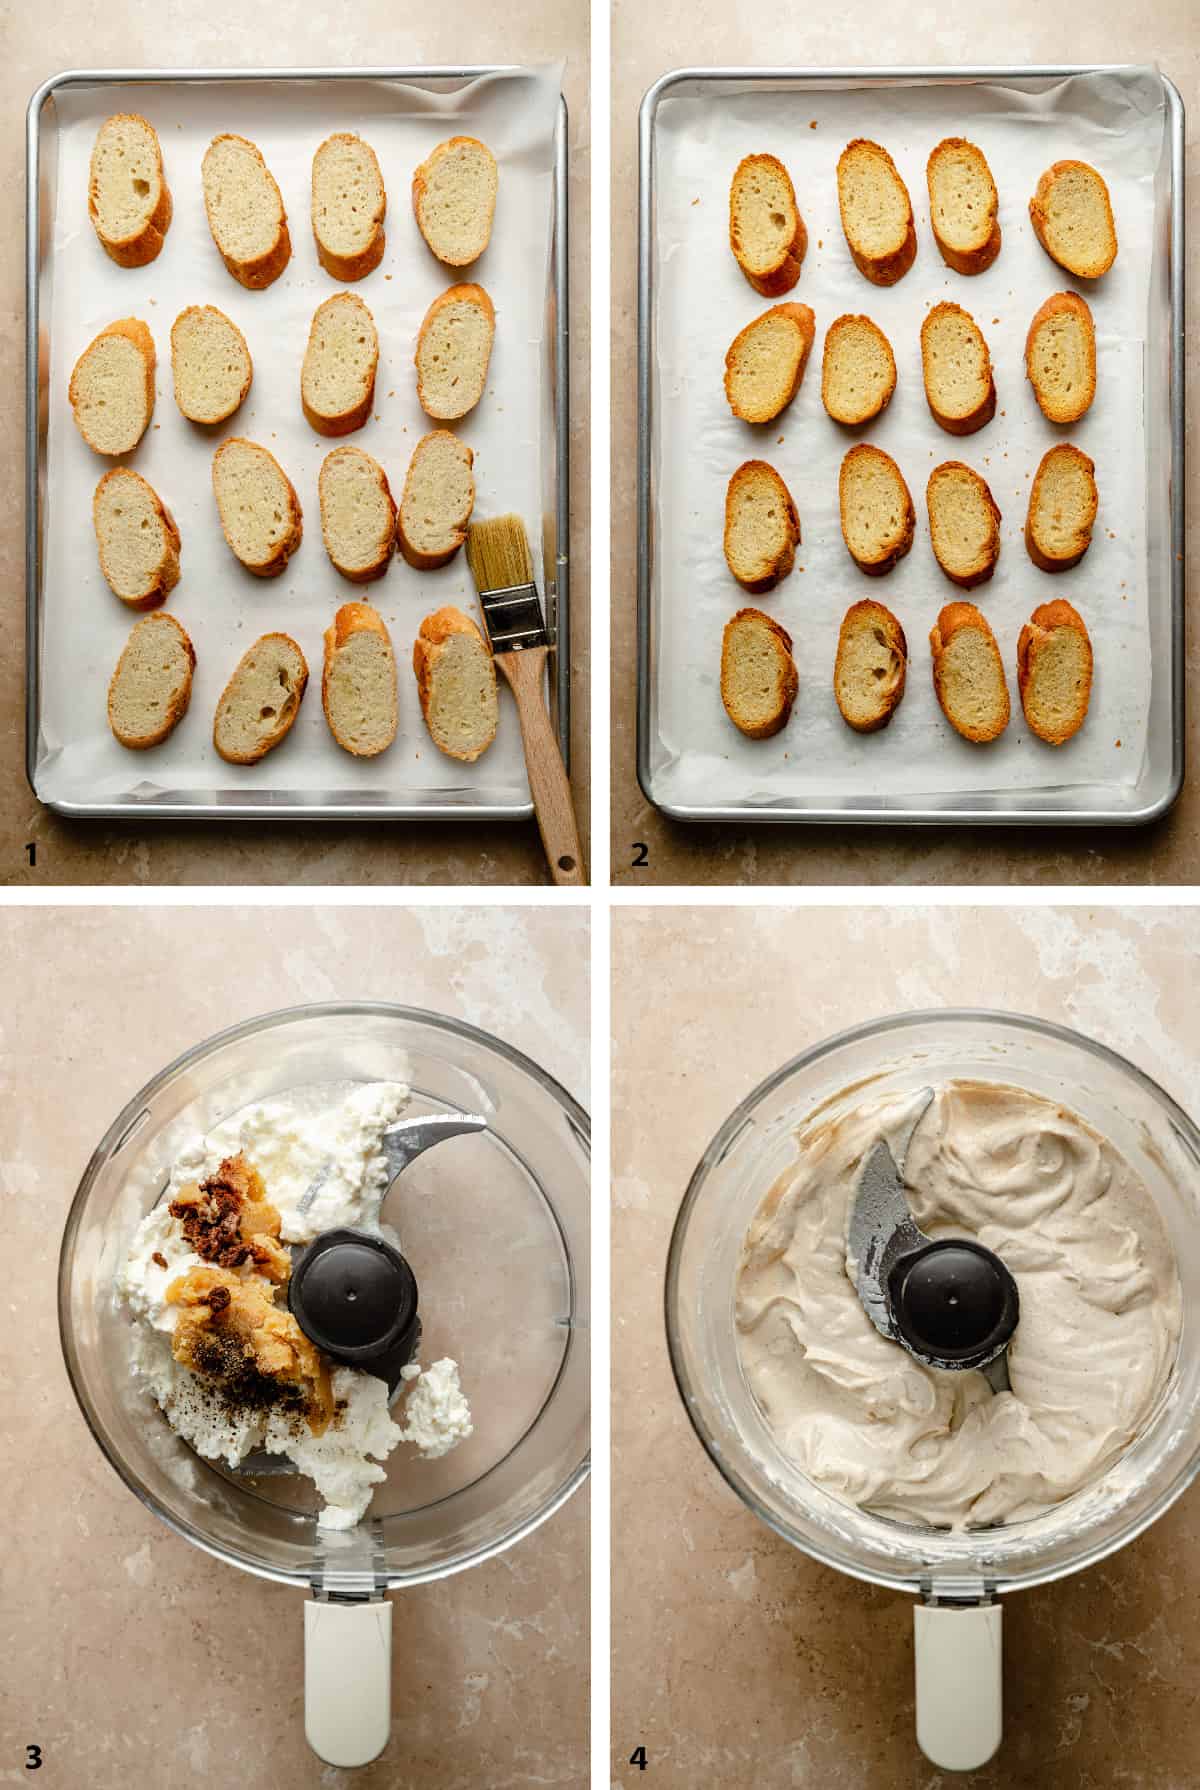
left=848, top=1088, right=935, bottom=1345
left=379, top=1113, right=489, bottom=1180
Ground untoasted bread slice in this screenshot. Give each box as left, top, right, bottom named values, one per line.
left=412, top=607, right=499, bottom=762
left=1029, top=161, right=1117, bottom=280
left=821, top=314, right=896, bottom=425
left=412, top=138, right=498, bottom=268
left=415, top=284, right=495, bottom=422
left=311, top=134, right=386, bottom=281
left=108, top=613, right=194, bottom=749
left=724, top=303, right=815, bottom=424
left=1025, top=292, right=1096, bottom=424
left=201, top=134, right=291, bottom=290
left=214, top=633, right=308, bottom=764
left=836, top=140, right=916, bottom=286
left=930, top=602, right=1010, bottom=743
left=68, top=319, right=155, bottom=456
left=301, top=293, right=379, bottom=436
left=322, top=603, right=398, bottom=757
left=397, top=431, right=475, bottom=569
left=170, top=305, right=252, bottom=425
left=920, top=302, right=996, bottom=435
left=212, top=438, right=303, bottom=577
left=926, top=462, right=1001, bottom=589
left=318, top=446, right=396, bottom=582
left=838, top=444, right=915, bottom=576
left=729, top=154, right=807, bottom=297
left=1017, top=600, right=1093, bottom=745
left=834, top=600, right=907, bottom=732
left=93, top=469, right=181, bottom=610
left=88, top=114, right=172, bottom=268
left=723, top=460, right=800, bottom=593
left=720, top=608, right=797, bottom=739
left=1026, top=444, right=1097, bottom=571
left=926, top=138, right=1000, bottom=275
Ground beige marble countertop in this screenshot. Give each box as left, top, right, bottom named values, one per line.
left=5, top=1, right=589, bottom=886
left=0, top=904, right=588, bottom=1787
left=611, top=4, right=1198, bottom=885
left=612, top=904, right=1200, bottom=1787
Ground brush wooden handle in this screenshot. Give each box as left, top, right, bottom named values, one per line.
left=496, top=647, right=585, bottom=886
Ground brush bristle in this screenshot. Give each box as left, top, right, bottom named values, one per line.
left=466, top=514, right=535, bottom=593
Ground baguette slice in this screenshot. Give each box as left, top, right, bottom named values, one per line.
left=323, top=603, right=398, bottom=757
left=212, top=438, right=303, bottom=577
left=1026, top=444, right=1098, bottom=572
left=839, top=444, right=915, bottom=576
left=214, top=634, right=308, bottom=764
left=68, top=319, right=155, bottom=456
left=170, top=305, right=252, bottom=424
left=108, top=613, right=194, bottom=749
left=412, top=607, right=499, bottom=762
left=301, top=293, right=379, bottom=437
left=93, top=469, right=181, bottom=610
left=1029, top=161, right=1117, bottom=280
left=312, top=134, right=387, bottom=281
left=821, top=314, right=896, bottom=425
left=729, top=153, right=807, bottom=296
left=415, top=284, right=495, bottom=422
left=724, top=303, right=815, bottom=424
left=720, top=608, right=797, bottom=739
left=926, top=461, right=1001, bottom=589
left=723, top=460, right=800, bottom=593
left=834, top=600, right=907, bottom=732
left=88, top=114, right=172, bottom=268
left=1018, top=600, right=1093, bottom=745
left=837, top=140, right=917, bottom=286
left=930, top=602, right=1010, bottom=743
left=201, top=134, right=291, bottom=290
left=318, top=446, right=396, bottom=582
left=412, top=137, right=498, bottom=268
left=397, top=431, right=475, bottom=569
left=1025, top=292, right=1096, bottom=424
left=920, top=302, right=996, bottom=435
left=926, top=138, right=1001, bottom=275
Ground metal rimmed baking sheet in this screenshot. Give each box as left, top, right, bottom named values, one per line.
left=27, top=66, right=569, bottom=820
left=637, top=66, right=1184, bottom=826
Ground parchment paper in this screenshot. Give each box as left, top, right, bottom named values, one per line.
left=648, top=70, right=1171, bottom=815
left=36, top=67, right=563, bottom=810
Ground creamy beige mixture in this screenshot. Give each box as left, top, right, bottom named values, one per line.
left=736, top=1081, right=1182, bottom=1531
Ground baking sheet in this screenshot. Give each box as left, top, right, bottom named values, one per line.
left=642, top=68, right=1179, bottom=821
left=32, top=67, right=562, bottom=812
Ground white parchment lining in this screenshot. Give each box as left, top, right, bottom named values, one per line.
left=647, top=70, right=1173, bottom=817
left=35, top=67, right=563, bottom=810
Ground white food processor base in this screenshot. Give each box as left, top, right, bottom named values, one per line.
left=914, top=1599, right=1003, bottom=1772
left=305, top=1597, right=393, bottom=1767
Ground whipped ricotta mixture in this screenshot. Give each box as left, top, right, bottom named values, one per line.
left=736, top=1081, right=1181, bottom=1531
left=119, top=1080, right=474, bottom=1529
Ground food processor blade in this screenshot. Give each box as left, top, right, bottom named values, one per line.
left=296, top=1111, right=490, bottom=1222
left=847, top=1086, right=1017, bottom=1389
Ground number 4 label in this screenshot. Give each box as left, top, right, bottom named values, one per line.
left=629, top=1746, right=648, bottom=1771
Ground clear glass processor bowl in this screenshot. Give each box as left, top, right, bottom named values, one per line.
left=666, top=1010, right=1200, bottom=1596
left=60, top=1003, right=589, bottom=1589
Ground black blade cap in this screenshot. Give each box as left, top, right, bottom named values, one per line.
left=289, top=1228, right=420, bottom=1376
left=888, top=1238, right=1019, bottom=1369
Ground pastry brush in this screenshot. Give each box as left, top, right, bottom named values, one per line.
left=465, top=515, right=585, bottom=886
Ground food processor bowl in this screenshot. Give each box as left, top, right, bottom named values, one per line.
left=666, top=1011, right=1200, bottom=1771
left=60, top=1003, right=589, bottom=1767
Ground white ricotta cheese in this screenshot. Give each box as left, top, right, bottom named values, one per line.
left=119, top=1079, right=473, bottom=1529
left=398, top=1358, right=474, bottom=1460
left=267, top=1368, right=405, bottom=1531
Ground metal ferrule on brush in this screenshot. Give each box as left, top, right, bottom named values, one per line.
left=476, top=582, right=548, bottom=654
